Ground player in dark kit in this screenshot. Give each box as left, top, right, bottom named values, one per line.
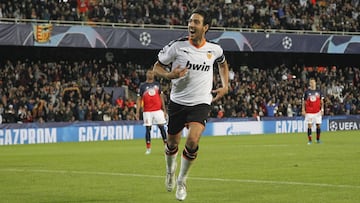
left=153, top=8, right=229, bottom=201
left=302, top=77, right=324, bottom=144
left=136, top=69, right=168, bottom=155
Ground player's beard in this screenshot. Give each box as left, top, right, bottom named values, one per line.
left=188, top=25, right=199, bottom=39
left=188, top=30, right=202, bottom=45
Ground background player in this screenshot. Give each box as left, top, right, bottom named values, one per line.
left=136, top=68, right=168, bottom=154
left=302, top=77, right=324, bottom=144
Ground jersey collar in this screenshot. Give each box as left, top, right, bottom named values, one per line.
left=189, top=37, right=206, bottom=48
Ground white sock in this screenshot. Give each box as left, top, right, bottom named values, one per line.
left=165, top=153, right=177, bottom=173
left=177, top=155, right=193, bottom=183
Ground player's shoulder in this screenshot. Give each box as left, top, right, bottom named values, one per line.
left=206, top=39, right=221, bottom=46
left=205, top=39, right=223, bottom=53
left=139, top=82, right=148, bottom=88
left=166, top=36, right=188, bottom=47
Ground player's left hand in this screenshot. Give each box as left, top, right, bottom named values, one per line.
left=211, top=87, right=228, bottom=102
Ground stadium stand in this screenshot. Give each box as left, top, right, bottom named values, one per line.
left=0, top=0, right=359, bottom=123
left=0, top=0, right=359, bottom=32
left=0, top=59, right=359, bottom=123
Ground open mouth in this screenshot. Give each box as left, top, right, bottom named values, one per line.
left=189, top=28, right=195, bottom=33
left=189, top=29, right=196, bottom=37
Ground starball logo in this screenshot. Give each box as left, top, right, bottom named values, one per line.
left=185, top=61, right=210, bottom=71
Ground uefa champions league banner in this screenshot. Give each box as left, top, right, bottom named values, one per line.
left=328, top=115, right=360, bottom=131
left=211, top=115, right=360, bottom=135
left=0, top=23, right=360, bottom=53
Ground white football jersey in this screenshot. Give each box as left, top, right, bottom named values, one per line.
left=158, top=37, right=225, bottom=106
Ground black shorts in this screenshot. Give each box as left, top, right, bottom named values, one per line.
left=167, top=100, right=211, bottom=135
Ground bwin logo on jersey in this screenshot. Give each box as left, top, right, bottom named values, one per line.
left=185, top=61, right=210, bottom=71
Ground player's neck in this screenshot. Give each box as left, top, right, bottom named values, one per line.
left=189, top=37, right=206, bottom=48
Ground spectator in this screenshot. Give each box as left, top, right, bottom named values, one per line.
left=0, top=1, right=359, bottom=32
left=0, top=59, right=359, bottom=123
left=4, top=104, right=16, bottom=123
left=266, top=98, right=278, bottom=117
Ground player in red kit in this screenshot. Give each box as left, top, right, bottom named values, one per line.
left=136, top=69, right=168, bottom=154
left=302, top=77, right=324, bottom=144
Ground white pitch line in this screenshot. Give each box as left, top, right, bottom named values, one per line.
left=239, top=144, right=290, bottom=147
left=1, top=168, right=360, bottom=189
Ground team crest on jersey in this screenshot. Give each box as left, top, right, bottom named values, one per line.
left=309, top=92, right=319, bottom=101
left=207, top=51, right=212, bottom=59
left=146, top=86, right=158, bottom=96
left=148, top=88, right=156, bottom=96
left=310, top=95, right=317, bottom=101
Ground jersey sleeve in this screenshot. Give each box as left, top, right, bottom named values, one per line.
left=303, top=91, right=308, bottom=100
left=158, top=40, right=177, bottom=66
left=138, top=83, right=144, bottom=97
left=215, top=46, right=225, bottom=64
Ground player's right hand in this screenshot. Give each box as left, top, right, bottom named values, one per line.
left=167, top=65, right=188, bottom=79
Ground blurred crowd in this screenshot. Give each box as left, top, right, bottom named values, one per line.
left=0, top=0, right=359, bottom=32
left=0, top=59, right=359, bottom=123
left=211, top=64, right=360, bottom=119
left=0, top=59, right=142, bottom=123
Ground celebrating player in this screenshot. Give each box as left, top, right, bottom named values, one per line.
left=153, top=8, right=229, bottom=201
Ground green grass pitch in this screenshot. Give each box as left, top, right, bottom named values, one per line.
left=0, top=131, right=359, bottom=203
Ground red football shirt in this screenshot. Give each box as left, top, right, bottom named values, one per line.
left=303, top=89, right=323, bottom=113
left=138, top=82, right=163, bottom=112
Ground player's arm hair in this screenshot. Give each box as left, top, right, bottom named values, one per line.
left=160, top=91, right=167, bottom=114
left=301, top=98, right=306, bottom=113
left=218, top=60, right=229, bottom=92
left=135, top=95, right=142, bottom=115
left=153, top=61, right=171, bottom=79
left=321, top=97, right=325, bottom=112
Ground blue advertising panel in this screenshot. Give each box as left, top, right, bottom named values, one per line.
left=2, top=115, right=360, bottom=146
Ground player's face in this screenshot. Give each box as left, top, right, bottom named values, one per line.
left=146, top=70, right=154, bottom=80
left=188, top=13, right=208, bottom=44
left=309, top=79, right=316, bottom=89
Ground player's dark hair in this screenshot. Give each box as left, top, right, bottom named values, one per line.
left=191, top=8, right=211, bottom=30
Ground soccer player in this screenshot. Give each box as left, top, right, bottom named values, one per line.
left=153, top=8, right=229, bottom=201
left=136, top=68, right=168, bottom=155
left=302, top=77, right=324, bottom=144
